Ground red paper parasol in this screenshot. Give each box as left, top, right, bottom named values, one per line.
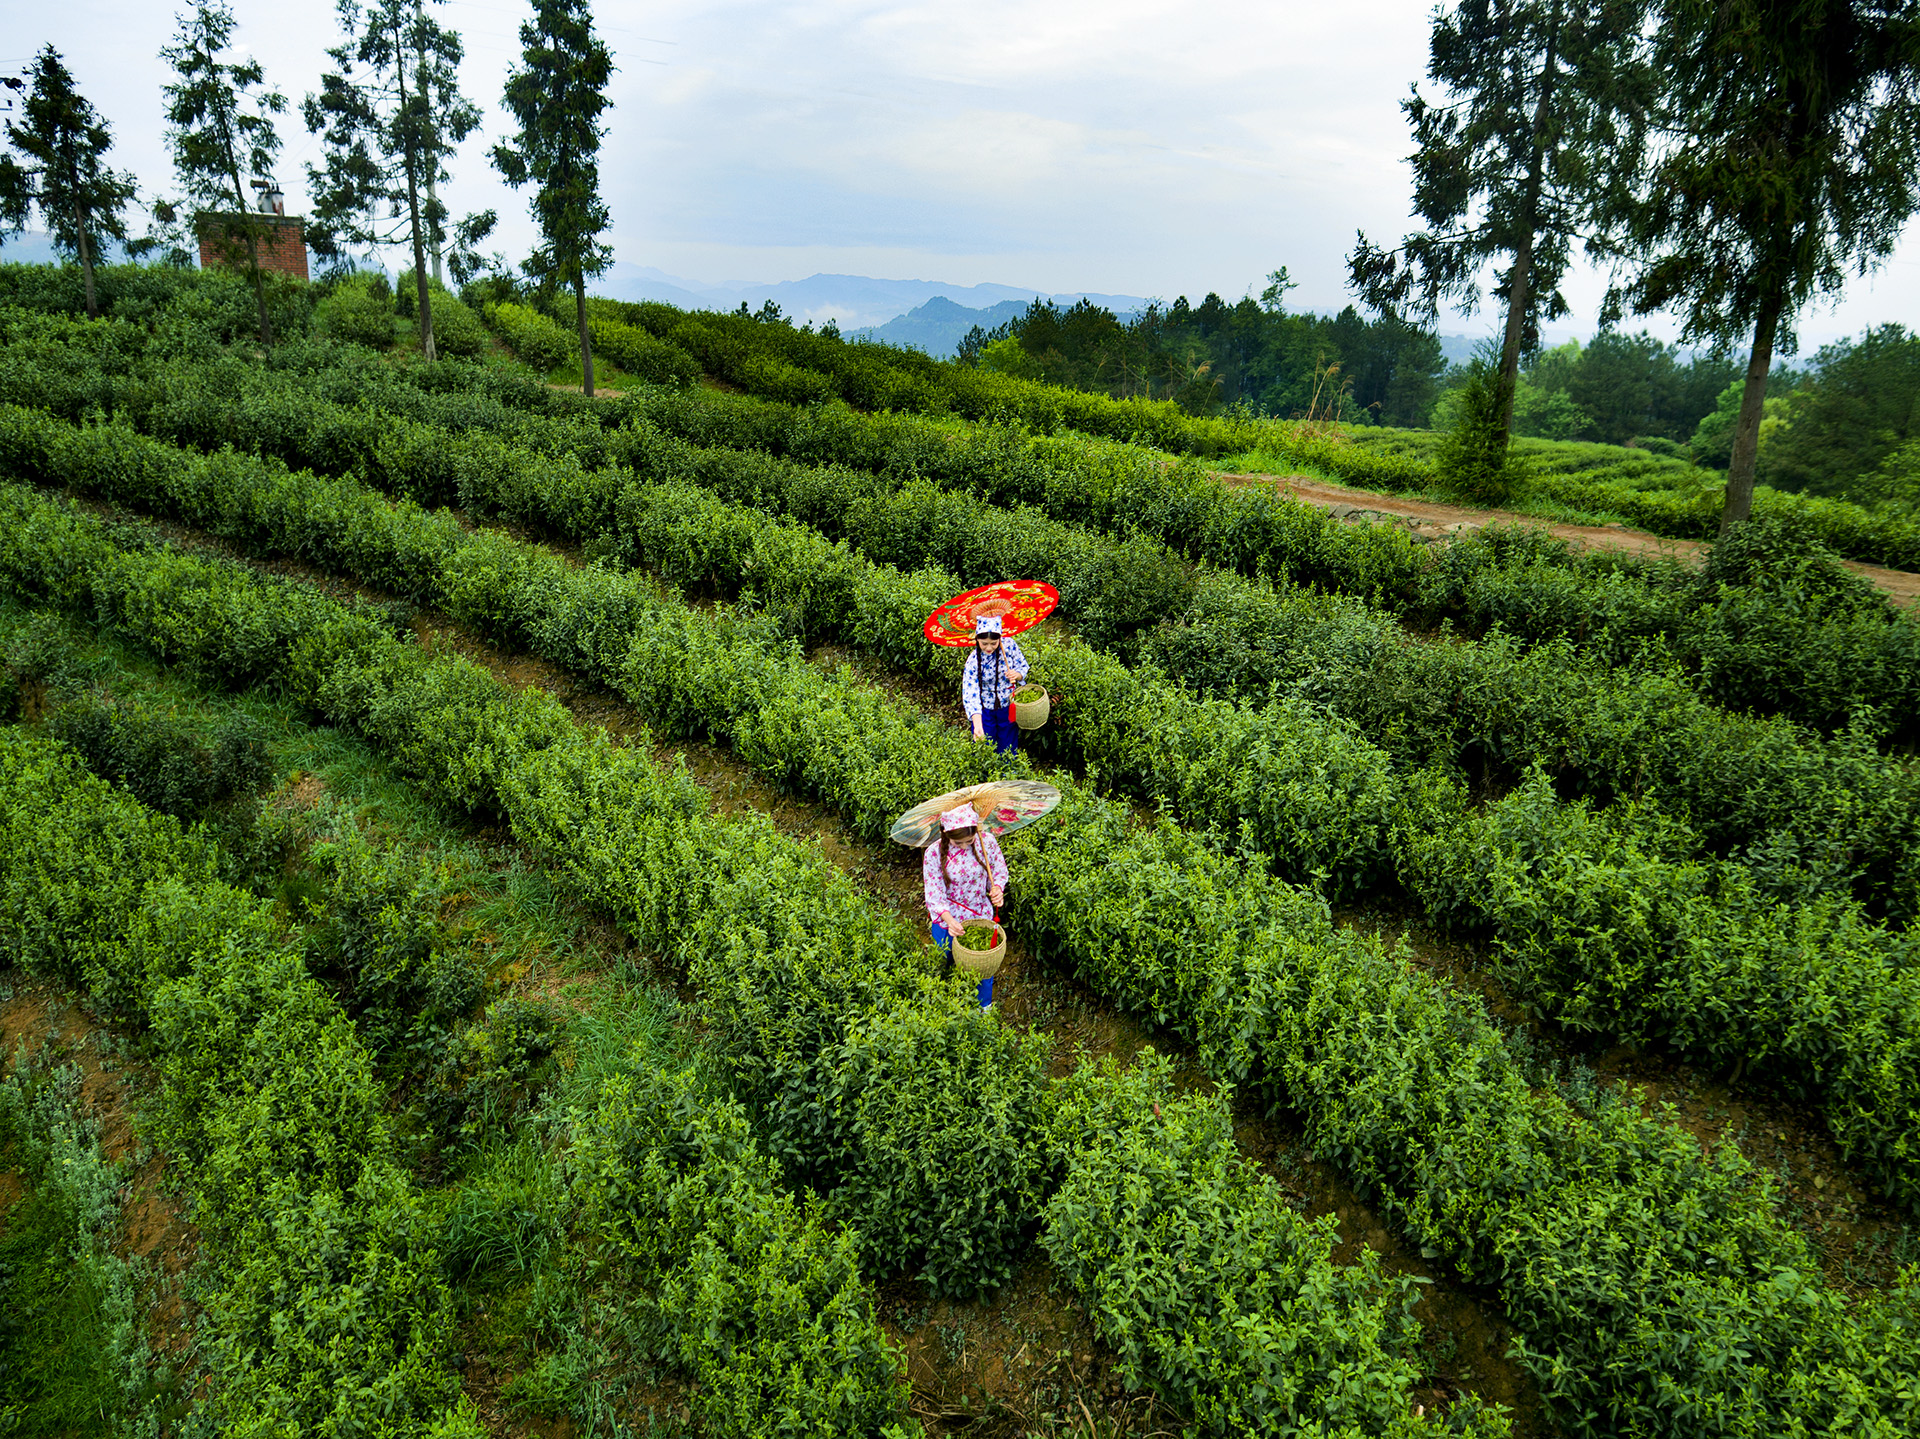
left=923, top=580, right=1059, bottom=648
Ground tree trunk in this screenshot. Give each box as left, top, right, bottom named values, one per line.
left=1721, top=290, right=1782, bottom=535
left=576, top=279, right=594, bottom=397
left=1494, top=225, right=1535, bottom=447
left=74, top=200, right=99, bottom=321
left=397, top=22, right=436, bottom=364
left=415, top=0, right=445, bottom=287
left=1495, top=3, right=1562, bottom=456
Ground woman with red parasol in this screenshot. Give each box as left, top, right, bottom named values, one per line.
left=924, top=581, right=1058, bottom=755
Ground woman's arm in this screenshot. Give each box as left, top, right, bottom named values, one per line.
left=1003, top=635, right=1029, bottom=681
left=961, top=653, right=985, bottom=737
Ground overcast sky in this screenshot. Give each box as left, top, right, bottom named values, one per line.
left=5, top=0, right=1917, bottom=349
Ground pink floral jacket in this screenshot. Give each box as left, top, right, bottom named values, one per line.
left=923, top=830, right=1009, bottom=931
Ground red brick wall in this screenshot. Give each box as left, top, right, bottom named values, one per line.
left=195, top=214, right=309, bottom=282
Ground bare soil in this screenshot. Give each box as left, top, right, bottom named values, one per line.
left=1217, top=469, right=1920, bottom=605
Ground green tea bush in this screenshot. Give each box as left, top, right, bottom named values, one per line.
left=18, top=321, right=1913, bottom=748
left=11, top=491, right=1917, bottom=1435
left=298, top=821, right=484, bottom=1059
left=1045, top=1054, right=1505, bottom=1438
left=44, top=690, right=271, bottom=821
left=0, top=260, right=314, bottom=339
left=572, top=1062, right=910, bottom=1439
left=1399, top=768, right=1920, bottom=1209
left=1011, top=789, right=1920, bottom=1439
left=321, top=274, right=397, bottom=350
left=483, top=299, right=575, bottom=372
left=426, top=288, right=488, bottom=359
left=0, top=731, right=480, bottom=1437
left=0, top=493, right=1483, bottom=1430
left=9, top=400, right=1915, bottom=1178
left=821, top=1005, right=1056, bottom=1296
left=581, top=303, right=701, bottom=387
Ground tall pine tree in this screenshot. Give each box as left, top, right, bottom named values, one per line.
left=160, top=1, right=287, bottom=346
left=0, top=47, right=139, bottom=319
left=304, top=0, right=484, bottom=359
left=1349, top=0, right=1649, bottom=475
left=492, top=0, right=614, bottom=396
left=1607, top=0, right=1920, bottom=534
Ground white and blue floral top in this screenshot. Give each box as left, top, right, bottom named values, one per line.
left=961, top=637, right=1030, bottom=720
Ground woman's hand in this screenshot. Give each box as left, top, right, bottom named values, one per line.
left=939, top=911, right=957, bottom=935
left=1010, top=669, right=1026, bottom=684
left=971, top=719, right=985, bottom=740
left=989, top=885, right=1003, bottom=908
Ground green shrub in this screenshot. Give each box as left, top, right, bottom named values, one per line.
left=483, top=299, right=575, bottom=372
left=324, top=284, right=397, bottom=350
left=571, top=1062, right=909, bottom=1438
left=583, top=304, right=700, bottom=386
left=0, top=1046, right=163, bottom=1436
left=1433, top=366, right=1524, bottom=506
left=0, top=730, right=475, bottom=1436
left=1045, top=1054, right=1504, bottom=1438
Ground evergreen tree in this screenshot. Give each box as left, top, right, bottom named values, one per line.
left=1349, top=0, right=1651, bottom=458
left=492, top=0, right=614, bottom=396
left=0, top=47, right=139, bottom=319
left=160, top=1, right=287, bottom=346
left=304, top=0, right=485, bottom=359
left=1607, top=0, right=1920, bottom=534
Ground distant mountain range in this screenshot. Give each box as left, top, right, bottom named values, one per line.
left=0, top=233, right=1516, bottom=365
left=595, top=264, right=1149, bottom=339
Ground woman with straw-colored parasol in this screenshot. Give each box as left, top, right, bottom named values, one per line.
left=894, top=780, right=1062, bottom=1010
left=923, top=805, right=1008, bottom=1008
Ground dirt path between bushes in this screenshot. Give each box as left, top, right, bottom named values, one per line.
left=1215, top=469, right=1920, bottom=605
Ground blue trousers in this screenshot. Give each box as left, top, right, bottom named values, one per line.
left=979, top=706, right=1021, bottom=755
left=932, top=920, right=995, bottom=1007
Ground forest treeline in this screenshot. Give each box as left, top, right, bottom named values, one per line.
left=951, top=291, right=1920, bottom=510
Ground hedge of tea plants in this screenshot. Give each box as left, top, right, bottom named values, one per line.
left=9, top=301, right=1916, bottom=749
left=0, top=727, right=485, bottom=1437
left=588, top=297, right=1920, bottom=569
left=6, top=398, right=1917, bottom=1220
left=5, top=426, right=1916, bottom=1437
left=0, top=485, right=1478, bottom=1438
left=0, top=1036, right=162, bottom=1433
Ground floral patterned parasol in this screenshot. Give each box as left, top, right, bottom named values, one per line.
left=923, top=580, right=1060, bottom=648
left=889, top=780, right=1062, bottom=847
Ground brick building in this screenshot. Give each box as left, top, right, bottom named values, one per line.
left=195, top=211, right=309, bottom=282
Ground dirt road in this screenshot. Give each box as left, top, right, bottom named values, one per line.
left=1216, top=470, right=1920, bottom=606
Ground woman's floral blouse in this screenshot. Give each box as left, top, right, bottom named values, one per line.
left=923, top=829, right=1009, bottom=930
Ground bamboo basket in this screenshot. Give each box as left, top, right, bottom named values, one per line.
left=947, top=920, right=1006, bottom=978
left=1013, top=685, right=1051, bottom=730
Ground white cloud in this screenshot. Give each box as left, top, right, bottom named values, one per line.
left=4, top=0, right=1915, bottom=345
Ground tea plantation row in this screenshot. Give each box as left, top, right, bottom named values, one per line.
left=593, top=298, right=1920, bottom=570
left=4, top=315, right=1915, bottom=857
left=11, top=300, right=1915, bottom=744
left=6, top=398, right=1917, bottom=1217
left=0, top=490, right=1491, bottom=1438
left=5, top=425, right=1917, bottom=1435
